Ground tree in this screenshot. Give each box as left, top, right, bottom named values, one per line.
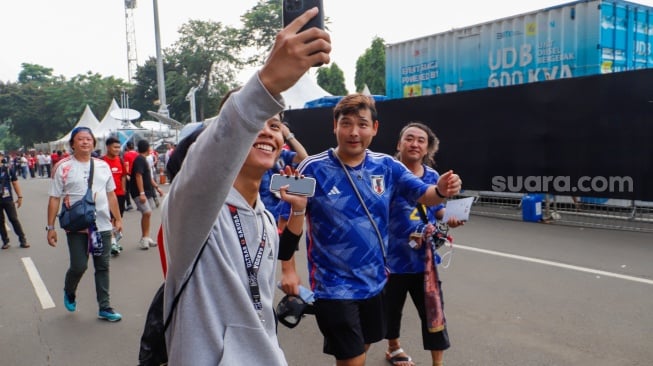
left=240, top=0, right=332, bottom=66
left=166, top=20, right=245, bottom=120
left=239, top=0, right=282, bottom=65
left=354, top=37, right=386, bottom=94
left=316, top=63, right=348, bottom=95
left=131, top=57, right=180, bottom=121
left=17, top=63, right=55, bottom=84
left=0, top=64, right=128, bottom=147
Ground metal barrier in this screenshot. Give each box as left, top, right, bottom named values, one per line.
left=460, top=191, right=653, bottom=233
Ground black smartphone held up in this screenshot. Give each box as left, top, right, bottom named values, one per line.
left=269, top=174, right=316, bottom=197
left=283, top=0, right=324, bottom=34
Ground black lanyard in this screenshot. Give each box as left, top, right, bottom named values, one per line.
left=228, top=204, right=268, bottom=322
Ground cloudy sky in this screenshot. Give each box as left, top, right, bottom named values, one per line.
left=2, top=0, right=652, bottom=92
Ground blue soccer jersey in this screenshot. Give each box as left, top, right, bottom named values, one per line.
left=387, top=165, right=444, bottom=274
left=297, top=149, right=431, bottom=300
left=260, top=149, right=296, bottom=221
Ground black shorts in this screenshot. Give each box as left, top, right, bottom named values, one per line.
left=314, top=292, right=386, bottom=360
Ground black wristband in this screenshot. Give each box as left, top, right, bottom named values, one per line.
left=435, top=186, right=447, bottom=199
left=278, top=227, right=301, bottom=261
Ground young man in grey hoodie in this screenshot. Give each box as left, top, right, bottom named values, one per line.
left=161, top=8, right=331, bottom=366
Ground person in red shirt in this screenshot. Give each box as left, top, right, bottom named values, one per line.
left=28, top=153, right=36, bottom=178
left=123, top=141, right=139, bottom=211
left=102, top=137, right=127, bottom=255
left=50, top=151, right=61, bottom=169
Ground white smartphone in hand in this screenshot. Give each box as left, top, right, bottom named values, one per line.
left=270, top=174, right=316, bottom=197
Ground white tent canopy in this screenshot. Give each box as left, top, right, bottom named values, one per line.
left=50, top=105, right=101, bottom=151
left=96, top=99, right=140, bottom=137
left=280, top=73, right=331, bottom=110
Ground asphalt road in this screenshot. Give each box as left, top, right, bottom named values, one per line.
left=1, top=177, right=651, bottom=366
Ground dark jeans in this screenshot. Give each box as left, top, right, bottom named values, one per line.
left=0, top=200, right=26, bottom=244
left=64, top=231, right=113, bottom=310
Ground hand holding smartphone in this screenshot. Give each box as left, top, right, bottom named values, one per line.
left=283, top=0, right=324, bottom=33
left=270, top=174, right=316, bottom=197
left=283, top=0, right=325, bottom=67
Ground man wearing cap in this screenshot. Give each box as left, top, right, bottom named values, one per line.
left=0, top=150, right=29, bottom=249
left=46, top=126, right=124, bottom=322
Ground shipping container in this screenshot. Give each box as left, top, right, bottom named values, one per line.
left=385, top=0, right=653, bottom=99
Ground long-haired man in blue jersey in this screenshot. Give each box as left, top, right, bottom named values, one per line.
left=384, top=122, right=465, bottom=366
left=279, top=95, right=462, bottom=366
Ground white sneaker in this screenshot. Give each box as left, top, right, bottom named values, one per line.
left=139, top=238, right=149, bottom=250
left=146, top=237, right=157, bottom=247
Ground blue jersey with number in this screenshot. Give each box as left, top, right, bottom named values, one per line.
left=387, top=165, right=444, bottom=274
left=297, top=149, right=430, bottom=300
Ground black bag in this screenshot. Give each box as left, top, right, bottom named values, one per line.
left=58, top=160, right=96, bottom=232
left=138, top=241, right=208, bottom=366
left=138, top=284, right=168, bottom=366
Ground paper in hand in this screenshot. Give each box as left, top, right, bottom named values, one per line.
left=443, top=197, right=474, bottom=222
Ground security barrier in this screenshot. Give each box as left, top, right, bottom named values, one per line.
left=460, top=191, right=653, bottom=233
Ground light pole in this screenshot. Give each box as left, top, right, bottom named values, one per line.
left=185, top=86, right=199, bottom=123
left=153, top=0, right=168, bottom=117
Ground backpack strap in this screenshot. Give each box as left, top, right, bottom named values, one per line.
left=157, top=225, right=167, bottom=278
left=163, top=239, right=209, bottom=331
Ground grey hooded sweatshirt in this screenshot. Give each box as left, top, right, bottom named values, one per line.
left=162, top=73, right=287, bottom=365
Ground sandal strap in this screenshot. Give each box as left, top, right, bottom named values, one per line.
left=388, top=348, right=407, bottom=358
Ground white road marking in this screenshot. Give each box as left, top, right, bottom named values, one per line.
left=454, top=244, right=653, bottom=286
left=21, top=257, right=56, bottom=309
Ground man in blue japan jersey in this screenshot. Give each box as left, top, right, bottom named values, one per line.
left=384, top=122, right=464, bottom=366
left=279, top=94, right=462, bottom=366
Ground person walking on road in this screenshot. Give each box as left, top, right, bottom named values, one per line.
left=129, top=139, right=163, bottom=250
left=46, top=127, right=124, bottom=322
left=384, top=122, right=464, bottom=366
left=0, top=150, right=29, bottom=249
left=123, top=141, right=138, bottom=211
left=102, top=136, right=127, bottom=255
left=280, top=95, right=462, bottom=366
left=162, top=9, right=329, bottom=365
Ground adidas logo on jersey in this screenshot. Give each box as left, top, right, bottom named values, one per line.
left=328, top=186, right=341, bottom=196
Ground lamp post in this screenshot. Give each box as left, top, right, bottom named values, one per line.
left=185, top=86, right=199, bottom=123
left=153, top=0, right=168, bottom=117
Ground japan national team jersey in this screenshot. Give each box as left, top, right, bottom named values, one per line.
left=298, top=149, right=431, bottom=300
left=387, top=165, right=444, bottom=274
left=260, top=149, right=296, bottom=220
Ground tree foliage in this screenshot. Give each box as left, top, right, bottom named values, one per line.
left=132, top=19, right=246, bottom=123
left=240, top=0, right=282, bottom=65
left=0, top=64, right=128, bottom=149
left=354, top=37, right=386, bottom=94
left=316, top=63, right=348, bottom=95
left=0, top=1, right=354, bottom=148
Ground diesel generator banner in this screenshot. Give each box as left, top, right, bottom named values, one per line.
left=284, top=68, right=653, bottom=201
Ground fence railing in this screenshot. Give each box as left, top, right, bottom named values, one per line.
left=459, top=191, right=653, bottom=233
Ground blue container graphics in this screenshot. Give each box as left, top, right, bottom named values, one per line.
left=303, top=95, right=388, bottom=109
left=385, top=0, right=653, bottom=99
left=522, top=194, right=544, bottom=222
